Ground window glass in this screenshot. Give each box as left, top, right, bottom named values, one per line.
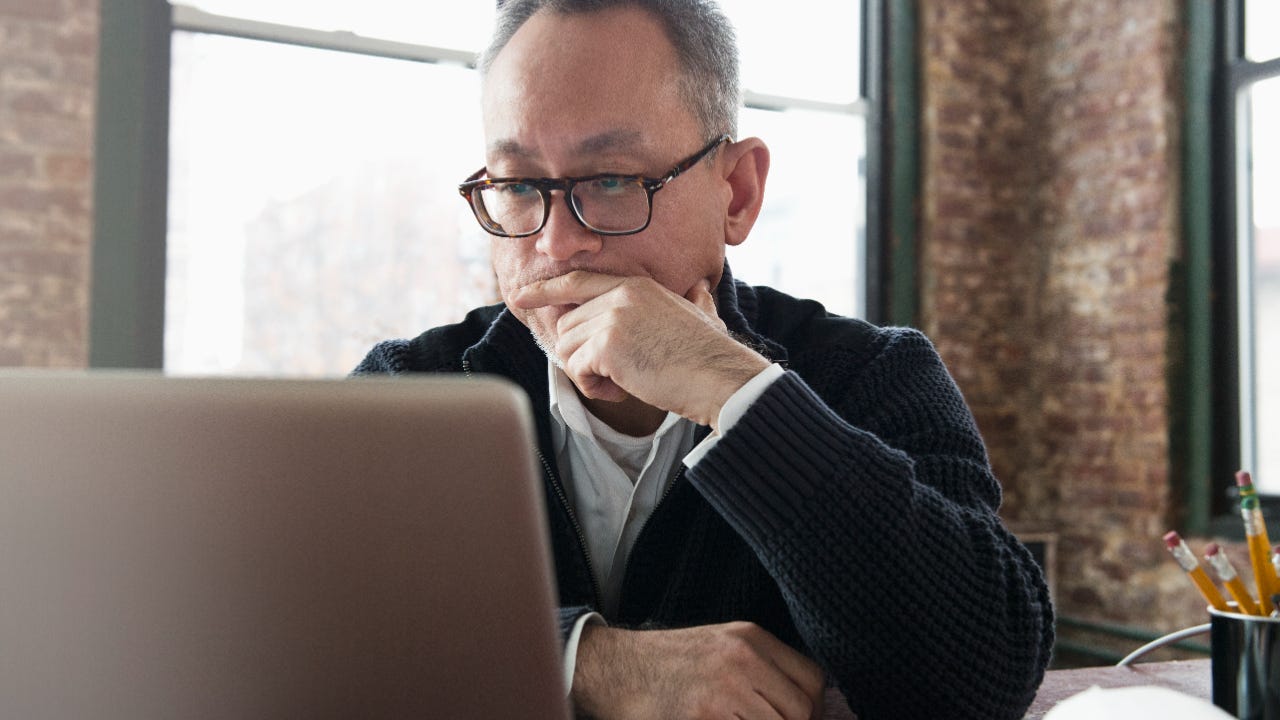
left=1245, top=0, right=1280, bottom=62
left=166, top=32, right=493, bottom=376
left=721, top=0, right=861, bottom=104
left=1250, top=76, right=1280, bottom=490
left=165, top=5, right=867, bottom=377
left=730, top=108, right=864, bottom=318
left=175, top=2, right=495, bottom=51
left=180, top=1, right=863, bottom=103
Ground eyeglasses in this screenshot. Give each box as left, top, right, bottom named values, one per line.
left=458, top=135, right=731, bottom=238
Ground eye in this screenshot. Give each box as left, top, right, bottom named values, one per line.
left=585, top=177, right=633, bottom=195
left=500, top=182, right=536, bottom=196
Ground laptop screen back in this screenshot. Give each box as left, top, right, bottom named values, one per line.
left=0, top=372, right=569, bottom=720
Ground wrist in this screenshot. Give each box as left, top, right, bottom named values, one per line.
left=704, top=355, right=773, bottom=432
left=572, top=625, right=630, bottom=718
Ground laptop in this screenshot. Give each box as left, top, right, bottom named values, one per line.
left=0, top=371, right=570, bottom=720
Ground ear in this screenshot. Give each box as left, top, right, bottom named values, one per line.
left=719, top=137, right=770, bottom=247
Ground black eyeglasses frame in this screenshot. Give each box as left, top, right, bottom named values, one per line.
left=458, top=134, right=732, bottom=239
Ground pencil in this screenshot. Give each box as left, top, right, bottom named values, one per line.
left=1205, top=542, right=1263, bottom=616
left=1163, top=531, right=1229, bottom=612
left=1270, top=545, right=1280, bottom=616
left=1237, top=470, right=1278, bottom=613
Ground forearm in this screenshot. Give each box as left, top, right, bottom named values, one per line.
left=685, top=370, right=1052, bottom=720
left=570, top=621, right=827, bottom=720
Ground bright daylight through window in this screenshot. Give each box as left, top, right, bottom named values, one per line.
left=1244, top=78, right=1280, bottom=490
left=165, top=2, right=866, bottom=377
left=1239, top=0, right=1280, bottom=491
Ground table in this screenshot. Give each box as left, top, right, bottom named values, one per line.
left=1021, top=659, right=1210, bottom=718
left=818, top=658, right=1212, bottom=719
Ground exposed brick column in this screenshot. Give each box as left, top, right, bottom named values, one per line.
left=919, top=0, right=1201, bottom=639
left=0, top=0, right=99, bottom=367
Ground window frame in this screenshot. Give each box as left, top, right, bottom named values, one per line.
left=1197, top=0, right=1280, bottom=532
left=90, top=0, right=898, bottom=369
left=90, top=0, right=172, bottom=369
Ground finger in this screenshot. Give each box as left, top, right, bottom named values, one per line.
left=747, top=630, right=826, bottom=710
left=684, top=278, right=718, bottom=317
left=560, top=329, right=629, bottom=402
left=553, top=304, right=620, bottom=373
left=573, top=373, right=629, bottom=403
left=736, top=690, right=788, bottom=720
left=748, top=671, right=817, bottom=720
left=510, top=270, right=625, bottom=309
left=810, top=688, right=825, bottom=720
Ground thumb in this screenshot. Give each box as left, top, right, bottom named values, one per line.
left=685, top=278, right=719, bottom=320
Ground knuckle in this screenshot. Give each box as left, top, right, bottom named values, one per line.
left=617, top=283, right=644, bottom=304
left=698, top=683, right=742, bottom=719
left=718, top=635, right=758, bottom=668
left=688, top=693, right=717, bottom=719
left=725, top=620, right=760, bottom=637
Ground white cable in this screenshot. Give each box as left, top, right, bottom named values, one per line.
left=1116, top=623, right=1212, bottom=667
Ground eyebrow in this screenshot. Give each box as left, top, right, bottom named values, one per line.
left=576, top=129, right=645, bottom=156
left=487, top=129, right=649, bottom=163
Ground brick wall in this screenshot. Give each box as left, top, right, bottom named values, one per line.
left=0, top=0, right=98, bottom=367
left=918, top=0, right=1215, bottom=658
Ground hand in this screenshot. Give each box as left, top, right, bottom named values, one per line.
left=573, top=622, right=825, bottom=720
left=510, top=271, right=771, bottom=428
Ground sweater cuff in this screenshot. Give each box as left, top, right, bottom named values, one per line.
left=684, top=363, right=785, bottom=468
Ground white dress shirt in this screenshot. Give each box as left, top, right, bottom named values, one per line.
left=549, top=361, right=786, bottom=692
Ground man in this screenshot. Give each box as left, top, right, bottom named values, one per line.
left=355, top=1, right=1053, bottom=718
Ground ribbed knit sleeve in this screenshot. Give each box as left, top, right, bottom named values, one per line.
left=685, top=327, right=1053, bottom=720
left=557, top=605, right=595, bottom=641
left=351, top=339, right=412, bottom=375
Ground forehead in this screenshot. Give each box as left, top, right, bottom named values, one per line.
left=480, top=6, right=701, bottom=163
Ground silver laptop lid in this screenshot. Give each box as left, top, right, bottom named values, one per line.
left=0, top=371, right=569, bottom=720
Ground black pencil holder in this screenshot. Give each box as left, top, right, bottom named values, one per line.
left=1212, top=606, right=1280, bottom=718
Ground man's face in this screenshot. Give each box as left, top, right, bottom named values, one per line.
left=480, top=6, right=733, bottom=353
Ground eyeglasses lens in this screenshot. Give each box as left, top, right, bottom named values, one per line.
left=474, top=183, right=543, bottom=236
left=569, top=179, right=650, bottom=233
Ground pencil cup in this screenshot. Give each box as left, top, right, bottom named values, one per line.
left=1211, top=605, right=1280, bottom=718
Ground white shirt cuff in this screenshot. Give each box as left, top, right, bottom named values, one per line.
left=562, top=611, right=606, bottom=696
left=683, top=363, right=786, bottom=468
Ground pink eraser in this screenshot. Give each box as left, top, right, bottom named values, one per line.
left=1163, top=531, right=1181, bottom=548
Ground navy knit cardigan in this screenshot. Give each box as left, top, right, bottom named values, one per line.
left=353, top=267, right=1053, bottom=720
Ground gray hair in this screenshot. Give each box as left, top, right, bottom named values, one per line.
left=478, top=0, right=740, bottom=139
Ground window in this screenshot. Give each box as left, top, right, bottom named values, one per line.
left=1222, top=0, right=1280, bottom=492
left=161, top=2, right=872, bottom=377
left=166, top=29, right=493, bottom=375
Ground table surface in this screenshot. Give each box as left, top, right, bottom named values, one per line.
left=819, top=658, right=1212, bottom=719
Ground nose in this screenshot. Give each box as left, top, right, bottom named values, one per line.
left=534, top=192, right=603, bottom=261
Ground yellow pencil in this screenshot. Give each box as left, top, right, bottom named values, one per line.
left=1271, top=543, right=1280, bottom=614
left=1163, top=531, right=1229, bottom=612
left=1237, top=470, right=1279, bottom=614
left=1205, top=542, right=1263, bottom=616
